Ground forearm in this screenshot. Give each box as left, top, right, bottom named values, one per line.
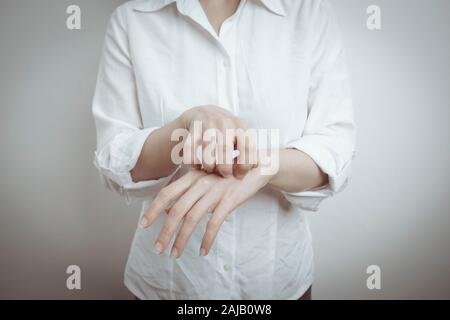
left=268, top=149, right=328, bottom=193
left=131, top=117, right=184, bottom=182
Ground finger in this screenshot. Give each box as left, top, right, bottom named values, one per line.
left=191, top=121, right=203, bottom=166
left=140, top=170, right=204, bottom=228
left=154, top=176, right=213, bottom=255
left=202, top=127, right=217, bottom=173
left=171, top=191, right=220, bottom=258
left=235, top=129, right=257, bottom=178
left=183, top=121, right=202, bottom=166
left=182, top=133, right=194, bottom=166
left=200, top=200, right=233, bottom=256
left=216, top=127, right=234, bottom=177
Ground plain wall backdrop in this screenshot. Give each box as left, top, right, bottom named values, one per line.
left=0, top=0, right=449, bottom=299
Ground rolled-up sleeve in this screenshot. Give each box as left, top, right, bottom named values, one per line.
left=282, top=0, right=356, bottom=211
left=92, top=7, right=174, bottom=203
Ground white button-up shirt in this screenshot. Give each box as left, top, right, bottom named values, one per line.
left=92, top=0, right=355, bottom=300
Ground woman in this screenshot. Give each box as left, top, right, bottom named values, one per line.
left=92, top=0, right=355, bottom=300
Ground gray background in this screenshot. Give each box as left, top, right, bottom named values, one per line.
left=0, top=0, right=449, bottom=299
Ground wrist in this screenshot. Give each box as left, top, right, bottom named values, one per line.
left=179, top=106, right=201, bottom=129
left=178, top=111, right=189, bottom=129
left=256, top=149, right=279, bottom=184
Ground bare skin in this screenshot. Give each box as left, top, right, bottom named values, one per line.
left=141, top=149, right=327, bottom=258
left=134, top=0, right=328, bottom=257
left=200, top=0, right=241, bottom=35
left=131, top=105, right=257, bottom=181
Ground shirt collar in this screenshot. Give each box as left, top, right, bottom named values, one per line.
left=132, top=0, right=286, bottom=17
left=259, top=0, right=286, bottom=16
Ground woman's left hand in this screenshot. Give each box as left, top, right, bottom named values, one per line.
left=140, top=167, right=273, bottom=258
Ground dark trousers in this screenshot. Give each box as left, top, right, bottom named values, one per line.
left=298, top=286, right=312, bottom=300
left=134, top=286, right=312, bottom=300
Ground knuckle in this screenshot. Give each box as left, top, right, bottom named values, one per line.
left=208, top=219, right=220, bottom=230
left=218, top=165, right=232, bottom=176
left=174, top=233, right=187, bottom=246
left=216, top=164, right=225, bottom=174
left=160, top=225, right=171, bottom=240
left=202, top=161, right=212, bottom=170
left=202, top=153, right=215, bottom=167
left=202, top=237, right=212, bottom=249
left=184, top=214, right=199, bottom=225
left=170, top=201, right=190, bottom=217
left=158, top=188, right=171, bottom=201
left=169, top=205, right=182, bottom=217
left=239, top=164, right=253, bottom=172
left=152, top=198, right=165, bottom=209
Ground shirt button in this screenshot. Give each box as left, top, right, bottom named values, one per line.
left=222, top=59, right=230, bottom=68
left=223, top=264, right=231, bottom=272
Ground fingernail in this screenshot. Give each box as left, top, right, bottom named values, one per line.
left=140, top=217, right=148, bottom=228
left=171, top=247, right=179, bottom=258
left=199, top=247, right=207, bottom=256
left=153, top=241, right=163, bottom=254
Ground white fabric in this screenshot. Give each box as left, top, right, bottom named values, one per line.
left=92, top=0, right=356, bottom=299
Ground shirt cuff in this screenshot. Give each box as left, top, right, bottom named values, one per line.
left=281, top=136, right=354, bottom=211
left=94, top=127, right=176, bottom=203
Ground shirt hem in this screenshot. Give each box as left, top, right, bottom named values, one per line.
left=124, top=274, right=314, bottom=300
left=286, top=275, right=314, bottom=300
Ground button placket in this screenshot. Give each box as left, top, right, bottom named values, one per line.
left=212, top=5, right=243, bottom=299
left=216, top=55, right=227, bottom=110
left=221, top=22, right=241, bottom=116
left=215, top=222, right=235, bottom=299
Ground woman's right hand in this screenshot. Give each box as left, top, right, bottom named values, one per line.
left=180, top=105, right=257, bottom=178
